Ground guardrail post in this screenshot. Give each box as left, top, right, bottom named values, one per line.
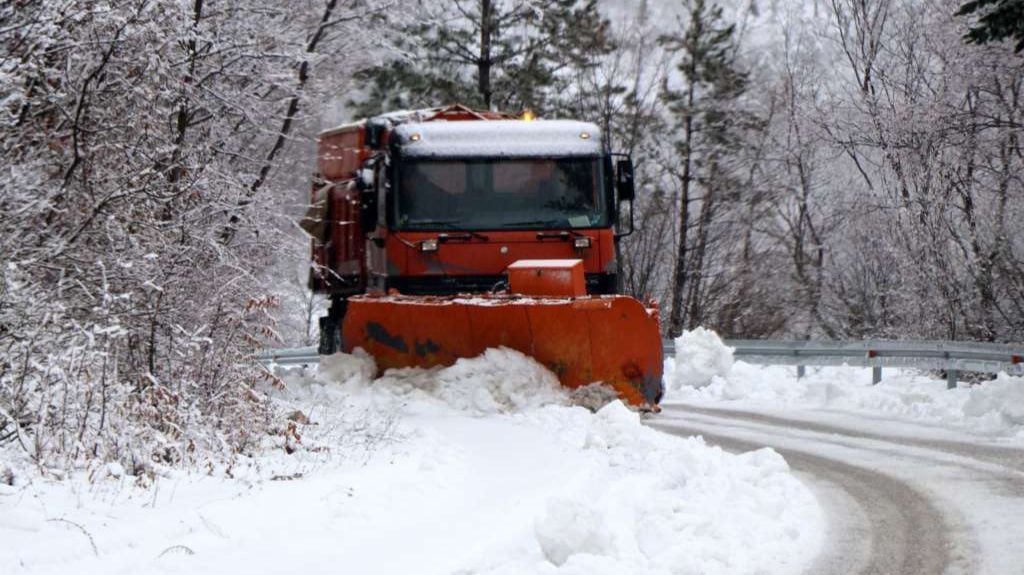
left=872, top=366, right=882, bottom=385
left=946, top=370, right=958, bottom=390
left=797, top=365, right=806, bottom=379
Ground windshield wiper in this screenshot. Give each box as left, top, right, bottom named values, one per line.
left=406, top=219, right=462, bottom=228
left=406, top=219, right=488, bottom=241
left=502, top=219, right=565, bottom=228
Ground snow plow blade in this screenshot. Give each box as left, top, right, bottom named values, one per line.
left=341, top=294, right=664, bottom=408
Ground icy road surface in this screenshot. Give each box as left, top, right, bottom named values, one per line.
left=651, top=402, right=1024, bottom=575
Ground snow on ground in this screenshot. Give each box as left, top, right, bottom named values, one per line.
left=2, top=347, right=823, bottom=575
left=666, top=330, right=1024, bottom=440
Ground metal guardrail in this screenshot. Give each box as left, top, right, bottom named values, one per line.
left=256, top=346, right=319, bottom=366
left=260, top=339, right=1024, bottom=389
left=715, top=339, right=1024, bottom=388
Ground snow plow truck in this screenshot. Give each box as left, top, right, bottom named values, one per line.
left=303, top=104, right=663, bottom=409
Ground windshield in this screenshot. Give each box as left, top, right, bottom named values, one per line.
left=394, top=158, right=608, bottom=230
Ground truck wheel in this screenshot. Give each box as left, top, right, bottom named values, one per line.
left=317, top=317, right=338, bottom=355
left=317, top=297, right=346, bottom=355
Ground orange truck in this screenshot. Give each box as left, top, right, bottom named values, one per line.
left=304, top=105, right=663, bottom=408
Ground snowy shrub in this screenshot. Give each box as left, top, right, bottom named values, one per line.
left=0, top=462, right=13, bottom=487
left=268, top=357, right=402, bottom=465
left=0, top=262, right=279, bottom=476
left=668, top=327, right=735, bottom=390
left=0, top=0, right=382, bottom=478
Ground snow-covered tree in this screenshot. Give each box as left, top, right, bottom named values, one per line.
left=659, top=0, right=756, bottom=336
left=0, top=0, right=385, bottom=473
left=348, top=0, right=614, bottom=116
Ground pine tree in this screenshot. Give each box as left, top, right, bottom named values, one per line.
left=349, top=0, right=613, bottom=116
left=957, top=0, right=1024, bottom=52
left=659, top=0, right=749, bottom=336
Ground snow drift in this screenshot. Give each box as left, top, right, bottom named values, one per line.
left=2, top=347, right=823, bottom=575
left=666, top=327, right=734, bottom=390
left=666, top=329, right=1024, bottom=439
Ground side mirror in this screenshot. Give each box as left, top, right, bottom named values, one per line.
left=358, top=159, right=379, bottom=232
left=357, top=167, right=375, bottom=191
left=360, top=187, right=377, bottom=232
left=615, top=158, right=635, bottom=202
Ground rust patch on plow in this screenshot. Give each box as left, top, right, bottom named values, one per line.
left=415, top=339, right=441, bottom=358
left=365, top=321, right=408, bottom=353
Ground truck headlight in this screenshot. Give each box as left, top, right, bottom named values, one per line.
left=573, top=237, right=591, bottom=249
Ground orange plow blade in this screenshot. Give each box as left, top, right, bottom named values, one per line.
left=341, top=294, right=664, bottom=407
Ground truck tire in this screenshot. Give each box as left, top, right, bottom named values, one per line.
left=317, top=297, right=347, bottom=355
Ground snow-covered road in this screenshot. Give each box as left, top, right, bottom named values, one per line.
left=9, top=329, right=1024, bottom=574
left=652, top=403, right=1024, bottom=575
left=2, top=350, right=826, bottom=575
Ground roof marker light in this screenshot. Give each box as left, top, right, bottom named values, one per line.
left=521, top=109, right=536, bottom=121
left=409, top=133, right=422, bottom=142
left=579, top=132, right=591, bottom=139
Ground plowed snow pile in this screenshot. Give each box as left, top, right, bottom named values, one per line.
left=321, top=346, right=571, bottom=415
left=667, top=328, right=1024, bottom=439
left=2, top=347, right=823, bottom=575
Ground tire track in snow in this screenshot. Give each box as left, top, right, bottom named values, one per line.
left=667, top=406, right=1024, bottom=500
left=680, top=405, right=1024, bottom=474
left=648, top=407, right=995, bottom=575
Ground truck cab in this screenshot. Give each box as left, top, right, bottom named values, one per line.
left=372, top=119, right=630, bottom=295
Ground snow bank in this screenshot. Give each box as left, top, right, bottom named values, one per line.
left=495, top=401, right=821, bottom=574
left=2, top=348, right=823, bottom=575
left=664, top=330, right=1024, bottom=438
left=667, top=327, right=734, bottom=390
left=317, top=348, right=377, bottom=385
left=960, top=374, right=1024, bottom=428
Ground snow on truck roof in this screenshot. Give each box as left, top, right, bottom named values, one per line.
left=392, top=120, right=604, bottom=158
